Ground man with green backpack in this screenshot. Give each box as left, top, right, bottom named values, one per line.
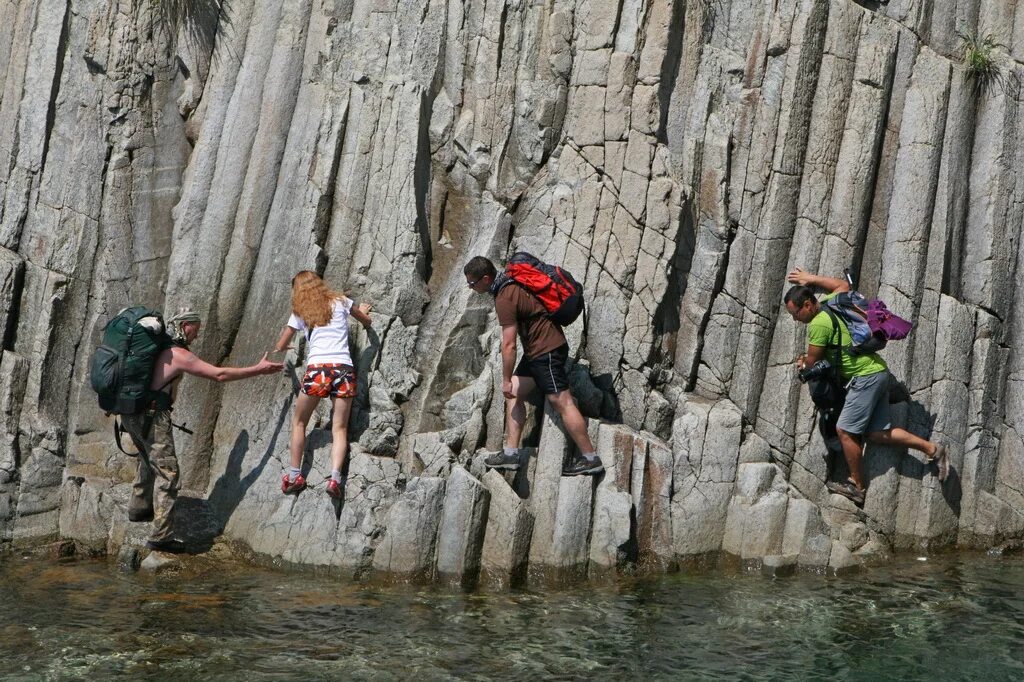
left=91, top=307, right=281, bottom=552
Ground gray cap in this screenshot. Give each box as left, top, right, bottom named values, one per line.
left=166, top=308, right=201, bottom=324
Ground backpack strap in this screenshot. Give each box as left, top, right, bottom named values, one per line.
left=113, top=416, right=170, bottom=480
left=113, top=418, right=136, bottom=457
left=821, top=307, right=845, bottom=379
left=492, top=273, right=545, bottom=320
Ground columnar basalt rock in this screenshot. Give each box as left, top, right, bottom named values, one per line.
left=2, top=0, right=1024, bottom=582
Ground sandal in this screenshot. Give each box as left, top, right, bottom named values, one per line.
left=827, top=479, right=865, bottom=507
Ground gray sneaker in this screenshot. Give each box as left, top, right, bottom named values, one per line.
left=563, top=454, right=604, bottom=476
left=485, top=451, right=520, bottom=471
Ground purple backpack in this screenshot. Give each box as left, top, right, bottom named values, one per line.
left=823, top=291, right=913, bottom=355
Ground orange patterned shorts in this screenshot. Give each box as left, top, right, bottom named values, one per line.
left=301, top=364, right=357, bottom=399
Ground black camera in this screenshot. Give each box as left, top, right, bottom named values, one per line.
left=798, top=359, right=833, bottom=384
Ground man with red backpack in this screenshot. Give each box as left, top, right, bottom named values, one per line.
left=464, top=255, right=603, bottom=476
left=784, top=268, right=949, bottom=506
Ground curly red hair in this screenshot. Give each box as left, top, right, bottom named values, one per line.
left=291, top=271, right=346, bottom=328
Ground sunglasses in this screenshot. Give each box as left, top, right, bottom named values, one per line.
left=467, top=278, right=481, bottom=288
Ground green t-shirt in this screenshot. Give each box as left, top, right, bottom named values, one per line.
left=807, top=293, right=887, bottom=379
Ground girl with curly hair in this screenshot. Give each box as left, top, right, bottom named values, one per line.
left=271, top=271, right=372, bottom=498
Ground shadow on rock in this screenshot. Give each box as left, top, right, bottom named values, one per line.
left=350, top=325, right=382, bottom=444
left=205, top=398, right=293, bottom=534
left=166, top=495, right=218, bottom=554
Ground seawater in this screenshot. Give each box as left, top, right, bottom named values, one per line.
left=2, top=551, right=1023, bottom=680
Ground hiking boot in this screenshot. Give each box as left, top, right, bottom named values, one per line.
left=145, top=537, right=188, bottom=554
left=563, top=454, right=604, bottom=476
left=326, top=478, right=345, bottom=499
left=484, top=451, right=521, bottom=471
left=929, top=444, right=950, bottom=483
left=826, top=480, right=865, bottom=507
left=127, top=507, right=154, bottom=523
left=282, top=473, right=307, bottom=495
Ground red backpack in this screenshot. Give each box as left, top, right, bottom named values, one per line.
left=501, top=252, right=585, bottom=326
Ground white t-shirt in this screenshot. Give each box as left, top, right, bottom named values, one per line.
left=287, top=298, right=355, bottom=366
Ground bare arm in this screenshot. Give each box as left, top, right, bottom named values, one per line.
left=172, top=347, right=282, bottom=383
left=797, top=344, right=826, bottom=371
left=271, top=326, right=296, bottom=354
left=501, top=325, right=518, bottom=396
left=787, top=267, right=850, bottom=294
left=350, top=302, right=373, bottom=328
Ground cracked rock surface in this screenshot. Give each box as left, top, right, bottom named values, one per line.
left=3, top=0, right=1024, bottom=581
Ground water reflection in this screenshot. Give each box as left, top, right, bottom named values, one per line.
left=2, top=553, right=1024, bottom=679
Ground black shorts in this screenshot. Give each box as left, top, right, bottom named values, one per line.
left=514, top=345, right=570, bottom=395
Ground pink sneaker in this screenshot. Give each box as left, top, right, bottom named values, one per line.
left=326, top=478, right=344, bottom=499
left=282, top=473, right=306, bottom=494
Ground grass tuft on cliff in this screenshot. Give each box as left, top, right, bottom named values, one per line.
left=958, top=30, right=1004, bottom=93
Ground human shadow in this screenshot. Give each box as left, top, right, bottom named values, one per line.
left=349, top=325, right=383, bottom=443
left=821, top=380, right=962, bottom=512
left=205, top=397, right=294, bottom=535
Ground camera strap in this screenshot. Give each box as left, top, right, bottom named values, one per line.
left=821, top=307, right=845, bottom=384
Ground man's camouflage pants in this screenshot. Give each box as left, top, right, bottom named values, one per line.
left=121, top=409, right=179, bottom=542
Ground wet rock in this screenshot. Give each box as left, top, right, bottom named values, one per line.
left=853, top=537, right=891, bottom=564
left=762, top=554, right=798, bottom=577
left=799, top=533, right=834, bottom=570
left=117, top=544, right=141, bottom=572
left=141, top=550, right=181, bottom=573
left=828, top=540, right=859, bottom=575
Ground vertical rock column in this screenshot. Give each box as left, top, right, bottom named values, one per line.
left=671, top=396, right=742, bottom=558
left=435, top=467, right=490, bottom=588
left=480, top=469, right=534, bottom=588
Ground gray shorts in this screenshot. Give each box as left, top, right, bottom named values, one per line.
left=836, top=370, right=892, bottom=435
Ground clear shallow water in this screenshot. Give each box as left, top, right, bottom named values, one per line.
left=2, top=552, right=1024, bottom=680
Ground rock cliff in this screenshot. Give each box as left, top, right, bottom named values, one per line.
left=3, top=0, right=1024, bottom=580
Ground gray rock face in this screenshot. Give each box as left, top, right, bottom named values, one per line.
left=372, top=476, right=446, bottom=580
left=3, top=0, right=1024, bottom=583
left=435, top=466, right=490, bottom=587
left=480, top=469, right=533, bottom=587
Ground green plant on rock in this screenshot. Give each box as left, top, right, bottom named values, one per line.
left=958, top=30, right=1004, bottom=93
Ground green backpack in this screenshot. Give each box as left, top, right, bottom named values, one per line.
left=89, top=307, right=173, bottom=415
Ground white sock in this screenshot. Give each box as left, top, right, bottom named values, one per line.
left=582, top=452, right=599, bottom=462
left=331, top=469, right=342, bottom=483
left=288, top=466, right=301, bottom=481
left=503, top=446, right=519, bottom=457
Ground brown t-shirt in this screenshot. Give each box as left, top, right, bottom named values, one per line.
left=494, top=284, right=566, bottom=359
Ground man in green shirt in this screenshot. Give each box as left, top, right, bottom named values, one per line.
left=784, top=268, right=949, bottom=506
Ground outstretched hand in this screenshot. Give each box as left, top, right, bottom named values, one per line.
left=357, top=303, right=372, bottom=316
left=256, top=353, right=284, bottom=375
